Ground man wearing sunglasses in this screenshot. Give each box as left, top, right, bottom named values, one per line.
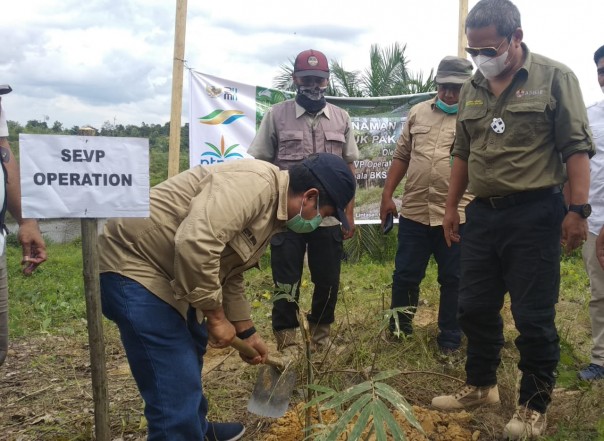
left=248, top=49, right=358, bottom=355
left=379, top=56, right=474, bottom=354
left=430, top=0, right=594, bottom=439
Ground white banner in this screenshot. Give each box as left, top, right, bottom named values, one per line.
left=19, top=134, right=150, bottom=218
left=189, top=70, right=435, bottom=223
left=189, top=72, right=257, bottom=166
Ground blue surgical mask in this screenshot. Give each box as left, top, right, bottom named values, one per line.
left=436, top=99, right=458, bottom=114
left=286, top=197, right=322, bottom=233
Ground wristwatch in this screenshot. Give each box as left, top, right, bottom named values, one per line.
left=568, top=203, right=592, bottom=219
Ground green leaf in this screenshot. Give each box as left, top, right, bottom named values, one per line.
left=375, top=399, right=407, bottom=441
left=348, top=403, right=373, bottom=440
left=272, top=292, right=295, bottom=302
left=325, top=394, right=372, bottom=441
left=372, top=369, right=401, bottom=382
left=305, top=389, right=337, bottom=408
left=322, top=381, right=373, bottom=410
left=304, top=384, right=339, bottom=408
left=371, top=401, right=387, bottom=440
left=307, top=384, right=336, bottom=394
left=375, top=382, right=423, bottom=432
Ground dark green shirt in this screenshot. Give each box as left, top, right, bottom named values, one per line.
left=452, top=44, right=594, bottom=198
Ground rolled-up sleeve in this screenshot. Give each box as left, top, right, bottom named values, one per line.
left=221, top=273, right=251, bottom=321
left=553, top=71, right=595, bottom=161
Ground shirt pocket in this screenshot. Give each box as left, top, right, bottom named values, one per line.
left=278, top=130, right=305, bottom=160
left=504, top=100, right=550, bottom=147
left=409, top=124, right=431, bottom=148
left=458, top=106, right=488, bottom=150
left=324, top=131, right=346, bottom=156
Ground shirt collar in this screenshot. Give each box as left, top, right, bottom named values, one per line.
left=276, top=170, right=290, bottom=221
left=294, top=101, right=330, bottom=119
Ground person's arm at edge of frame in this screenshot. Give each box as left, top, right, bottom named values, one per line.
left=0, top=138, right=47, bottom=275
left=341, top=111, right=359, bottom=240
left=442, top=157, right=469, bottom=247
left=596, top=224, right=604, bottom=270
left=342, top=162, right=356, bottom=240
left=561, top=152, right=590, bottom=254
left=380, top=112, right=413, bottom=228
left=246, top=107, right=277, bottom=162
left=380, top=158, right=408, bottom=226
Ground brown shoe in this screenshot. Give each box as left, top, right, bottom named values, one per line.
left=431, top=384, right=500, bottom=410
left=503, top=405, right=547, bottom=440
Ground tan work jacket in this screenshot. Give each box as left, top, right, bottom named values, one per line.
left=98, top=160, right=289, bottom=321
left=394, top=98, right=473, bottom=226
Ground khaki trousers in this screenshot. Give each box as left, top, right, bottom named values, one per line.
left=0, top=254, right=8, bottom=366
left=583, top=233, right=604, bottom=366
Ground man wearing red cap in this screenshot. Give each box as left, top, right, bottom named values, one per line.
left=248, top=49, right=359, bottom=353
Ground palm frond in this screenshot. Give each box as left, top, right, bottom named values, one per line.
left=273, top=60, right=296, bottom=92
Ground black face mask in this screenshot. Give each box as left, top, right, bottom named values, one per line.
left=295, top=86, right=327, bottom=113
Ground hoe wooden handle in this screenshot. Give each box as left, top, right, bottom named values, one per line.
left=231, top=336, right=286, bottom=371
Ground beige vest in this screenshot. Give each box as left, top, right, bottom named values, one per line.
left=271, top=100, right=350, bottom=170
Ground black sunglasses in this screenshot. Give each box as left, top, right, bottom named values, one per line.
left=465, top=33, right=512, bottom=58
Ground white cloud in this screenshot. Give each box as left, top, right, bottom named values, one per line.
left=1, top=0, right=602, bottom=128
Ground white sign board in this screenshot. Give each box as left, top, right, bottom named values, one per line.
left=19, top=134, right=150, bottom=218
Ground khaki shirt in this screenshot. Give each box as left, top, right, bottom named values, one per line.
left=248, top=99, right=359, bottom=226
left=394, top=98, right=473, bottom=225
left=98, top=160, right=289, bottom=321
left=453, top=44, right=594, bottom=198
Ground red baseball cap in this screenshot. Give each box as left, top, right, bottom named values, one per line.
left=294, top=49, right=330, bottom=78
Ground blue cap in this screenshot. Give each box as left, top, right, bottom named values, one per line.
left=302, top=153, right=356, bottom=230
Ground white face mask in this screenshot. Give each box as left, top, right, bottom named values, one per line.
left=472, top=47, right=510, bottom=80
left=601, top=86, right=604, bottom=94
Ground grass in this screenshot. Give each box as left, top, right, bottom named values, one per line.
left=3, top=231, right=604, bottom=440
left=6, top=237, right=86, bottom=337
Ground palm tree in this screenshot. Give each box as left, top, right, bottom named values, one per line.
left=273, top=42, right=435, bottom=98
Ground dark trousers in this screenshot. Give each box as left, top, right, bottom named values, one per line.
left=101, top=273, right=209, bottom=440
left=270, top=226, right=343, bottom=331
left=459, top=192, right=564, bottom=413
left=391, top=216, right=463, bottom=349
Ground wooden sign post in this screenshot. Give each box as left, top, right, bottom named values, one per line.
left=19, top=131, right=150, bottom=440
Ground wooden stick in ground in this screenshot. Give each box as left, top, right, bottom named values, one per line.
left=78, top=127, right=110, bottom=440
left=81, top=218, right=109, bottom=440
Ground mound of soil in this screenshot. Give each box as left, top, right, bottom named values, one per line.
left=264, top=403, right=480, bottom=441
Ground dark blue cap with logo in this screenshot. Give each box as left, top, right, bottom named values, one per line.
left=302, top=153, right=356, bottom=230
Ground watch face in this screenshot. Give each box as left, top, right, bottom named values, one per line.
left=569, top=204, right=592, bottom=218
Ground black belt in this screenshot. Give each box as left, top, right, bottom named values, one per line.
left=476, top=186, right=561, bottom=209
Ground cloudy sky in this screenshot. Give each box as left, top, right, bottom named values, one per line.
left=1, top=0, right=602, bottom=129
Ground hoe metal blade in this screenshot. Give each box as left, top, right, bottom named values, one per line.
left=247, top=364, right=297, bottom=418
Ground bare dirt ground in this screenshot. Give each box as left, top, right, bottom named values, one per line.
left=1, top=301, right=602, bottom=441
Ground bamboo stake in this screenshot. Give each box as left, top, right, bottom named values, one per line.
left=78, top=127, right=110, bottom=440
left=458, top=0, right=469, bottom=58
left=168, top=0, right=188, bottom=178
